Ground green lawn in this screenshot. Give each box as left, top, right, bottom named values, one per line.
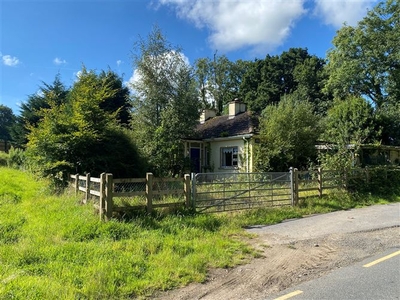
left=0, top=167, right=398, bottom=299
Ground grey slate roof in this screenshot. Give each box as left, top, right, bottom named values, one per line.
left=189, top=111, right=258, bottom=140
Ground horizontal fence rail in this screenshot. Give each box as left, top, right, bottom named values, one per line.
left=71, top=166, right=400, bottom=219
left=193, top=172, right=292, bottom=213
left=70, top=173, right=191, bottom=220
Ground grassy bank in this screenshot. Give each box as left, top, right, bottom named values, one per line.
left=0, top=167, right=398, bottom=299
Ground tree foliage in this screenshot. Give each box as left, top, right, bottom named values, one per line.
left=0, top=104, right=16, bottom=151
left=255, top=94, right=320, bottom=171
left=26, top=67, right=144, bottom=186
left=131, top=27, right=200, bottom=175
left=375, top=102, right=400, bottom=145
left=98, top=69, right=132, bottom=126
left=12, top=75, right=69, bottom=147
left=319, top=96, right=377, bottom=171
left=322, top=96, right=376, bottom=146
left=325, top=0, right=399, bottom=108
left=194, top=55, right=249, bottom=114
left=240, top=48, right=331, bottom=114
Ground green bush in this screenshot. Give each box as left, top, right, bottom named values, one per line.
left=7, top=147, right=26, bottom=169
left=0, top=152, right=8, bottom=166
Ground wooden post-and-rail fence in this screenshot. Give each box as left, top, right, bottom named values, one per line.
left=71, top=172, right=191, bottom=220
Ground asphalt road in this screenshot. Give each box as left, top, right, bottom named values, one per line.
left=247, top=203, right=400, bottom=244
left=265, top=248, right=400, bottom=300
left=248, top=203, right=400, bottom=300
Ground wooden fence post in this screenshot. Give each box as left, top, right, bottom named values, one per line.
left=318, top=167, right=323, bottom=198
left=74, top=173, right=79, bottom=196
left=84, top=173, right=90, bottom=204
left=293, top=168, right=299, bottom=206
left=290, top=167, right=299, bottom=206
left=105, top=173, right=113, bottom=220
left=99, top=173, right=106, bottom=220
left=184, top=174, right=191, bottom=208
left=146, top=173, right=153, bottom=213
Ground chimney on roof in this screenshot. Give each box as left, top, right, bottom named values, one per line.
left=229, top=98, right=246, bottom=119
left=200, top=108, right=217, bottom=124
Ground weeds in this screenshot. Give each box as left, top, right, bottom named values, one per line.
left=0, top=167, right=399, bottom=299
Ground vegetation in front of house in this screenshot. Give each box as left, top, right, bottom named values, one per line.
left=0, top=167, right=255, bottom=299
left=1, top=167, right=399, bottom=299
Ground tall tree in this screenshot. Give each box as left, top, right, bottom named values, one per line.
left=240, top=48, right=329, bottom=114
left=131, top=26, right=200, bottom=175
left=255, top=94, right=321, bottom=172
left=0, top=105, right=16, bottom=152
left=325, top=0, right=399, bottom=108
left=98, top=69, right=132, bottom=126
left=26, top=67, right=144, bottom=186
left=319, top=96, right=377, bottom=171
left=194, top=55, right=248, bottom=114
left=374, top=102, right=400, bottom=145
left=12, top=74, right=69, bottom=147
left=194, top=57, right=214, bottom=109
left=293, top=56, right=333, bottom=115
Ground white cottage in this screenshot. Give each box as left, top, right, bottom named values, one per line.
left=184, top=100, right=258, bottom=173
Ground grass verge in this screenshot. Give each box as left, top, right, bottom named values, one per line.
left=0, top=167, right=399, bottom=299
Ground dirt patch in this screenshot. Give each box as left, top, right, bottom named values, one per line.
left=155, top=226, right=400, bottom=300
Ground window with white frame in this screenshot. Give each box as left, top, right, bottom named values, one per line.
left=221, top=146, right=238, bottom=168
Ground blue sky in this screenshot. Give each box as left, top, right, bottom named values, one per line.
left=1, top=0, right=378, bottom=115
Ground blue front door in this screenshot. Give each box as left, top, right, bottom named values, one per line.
left=190, top=148, right=201, bottom=173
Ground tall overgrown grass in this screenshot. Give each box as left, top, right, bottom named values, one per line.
left=0, top=167, right=255, bottom=299
left=0, top=167, right=399, bottom=299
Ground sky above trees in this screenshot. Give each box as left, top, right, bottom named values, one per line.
left=0, top=0, right=379, bottom=114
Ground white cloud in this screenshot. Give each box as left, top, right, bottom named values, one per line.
left=117, top=60, right=123, bottom=66
left=158, top=0, right=307, bottom=54
left=2, top=54, right=20, bottom=66
left=313, top=0, right=378, bottom=28
left=53, top=57, right=67, bottom=65
left=73, top=70, right=83, bottom=81
left=126, top=69, right=142, bottom=90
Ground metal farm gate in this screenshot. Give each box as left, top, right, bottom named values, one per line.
left=192, top=172, right=293, bottom=212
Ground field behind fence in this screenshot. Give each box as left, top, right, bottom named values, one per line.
left=70, top=166, right=399, bottom=218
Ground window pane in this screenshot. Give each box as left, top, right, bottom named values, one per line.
left=221, top=146, right=238, bottom=167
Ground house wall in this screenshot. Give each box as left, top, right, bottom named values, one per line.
left=207, top=138, right=249, bottom=173
left=248, top=139, right=255, bottom=172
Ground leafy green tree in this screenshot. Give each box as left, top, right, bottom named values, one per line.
left=322, top=96, right=377, bottom=147
left=131, top=27, right=200, bottom=175
left=325, top=0, right=399, bottom=108
left=240, top=48, right=330, bottom=114
left=239, top=58, right=264, bottom=113
left=194, top=57, right=213, bottom=109
left=255, top=94, right=321, bottom=171
left=375, top=102, right=400, bottom=146
left=0, top=104, right=16, bottom=152
left=98, top=69, right=132, bottom=126
left=293, top=56, right=333, bottom=115
left=11, top=74, right=69, bottom=147
left=194, top=55, right=249, bottom=114
left=26, top=67, right=145, bottom=186
left=319, top=96, right=377, bottom=171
